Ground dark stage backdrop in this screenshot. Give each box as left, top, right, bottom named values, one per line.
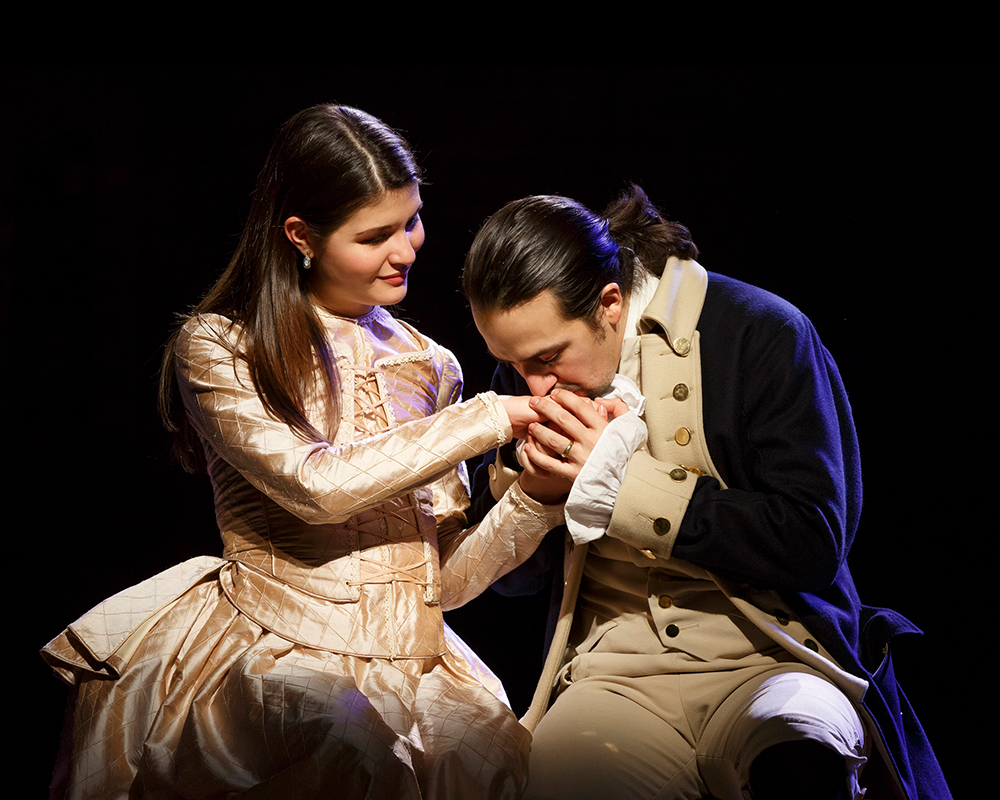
left=3, top=67, right=985, bottom=796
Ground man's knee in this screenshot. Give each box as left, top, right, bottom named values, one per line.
left=748, top=741, right=852, bottom=800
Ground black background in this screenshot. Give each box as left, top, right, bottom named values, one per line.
left=3, top=66, right=987, bottom=796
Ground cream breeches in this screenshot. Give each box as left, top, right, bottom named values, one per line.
left=523, top=662, right=866, bottom=800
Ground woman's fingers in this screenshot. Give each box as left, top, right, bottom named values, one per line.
left=593, top=396, right=630, bottom=420
left=499, top=395, right=547, bottom=439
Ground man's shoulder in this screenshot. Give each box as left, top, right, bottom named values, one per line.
left=702, top=271, right=819, bottom=347
left=698, top=271, right=835, bottom=386
left=696, top=271, right=832, bottom=375
left=705, top=271, right=805, bottom=324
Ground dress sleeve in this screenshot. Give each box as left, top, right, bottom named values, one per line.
left=174, top=314, right=512, bottom=526
left=427, top=347, right=565, bottom=610
left=464, top=363, right=570, bottom=601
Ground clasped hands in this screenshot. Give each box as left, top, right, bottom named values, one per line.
left=502, top=390, right=631, bottom=505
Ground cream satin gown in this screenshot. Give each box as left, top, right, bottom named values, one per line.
left=43, top=306, right=561, bottom=799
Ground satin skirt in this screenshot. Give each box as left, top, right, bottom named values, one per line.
left=47, top=566, right=529, bottom=799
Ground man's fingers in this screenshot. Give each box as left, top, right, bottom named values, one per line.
left=549, top=389, right=609, bottom=426
left=522, top=438, right=577, bottom=480
left=529, top=390, right=604, bottom=440
left=527, top=422, right=570, bottom=457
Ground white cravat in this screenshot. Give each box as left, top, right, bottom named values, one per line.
left=563, top=271, right=658, bottom=544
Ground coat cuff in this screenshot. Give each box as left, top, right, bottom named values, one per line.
left=605, top=450, right=697, bottom=560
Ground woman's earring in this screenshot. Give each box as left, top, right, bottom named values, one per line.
left=303, top=251, right=312, bottom=270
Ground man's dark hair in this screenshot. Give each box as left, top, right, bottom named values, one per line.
left=462, top=184, right=698, bottom=325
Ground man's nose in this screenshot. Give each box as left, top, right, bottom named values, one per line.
left=524, top=372, right=558, bottom=396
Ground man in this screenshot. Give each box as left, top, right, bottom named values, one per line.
left=461, top=188, right=950, bottom=800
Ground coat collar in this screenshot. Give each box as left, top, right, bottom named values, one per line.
left=638, top=258, right=708, bottom=355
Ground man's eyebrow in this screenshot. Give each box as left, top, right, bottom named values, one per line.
left=526, top=342, right=565, bottom=361
left=490, top=341, right=566, bottom=364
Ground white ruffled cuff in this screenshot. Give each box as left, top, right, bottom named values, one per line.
left=564, top=375, right=648, bottom=545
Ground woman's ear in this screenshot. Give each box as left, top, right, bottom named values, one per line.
left=283, top=217, right=313, bottom=257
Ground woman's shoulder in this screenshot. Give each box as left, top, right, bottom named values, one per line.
left=376, top=312, right=465, bottom=402
left=174, top=312, right=244, bottom=362
left=390, top=315, right=463, bottom=371
left=389, top=314, right=445, bottom=353
left=179, top=311, right=240, bottom=336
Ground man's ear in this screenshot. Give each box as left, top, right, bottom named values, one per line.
left=283, top=216, right=313, bottom=257
left=599, top=283, right=624, bottom=326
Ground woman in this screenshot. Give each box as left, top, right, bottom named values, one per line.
left=42, top=104, right=563, bottom=799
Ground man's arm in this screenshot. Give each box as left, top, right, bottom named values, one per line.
left=525, top=284, right=861, bottom=596
left=619, top=293, right=861, bottom=594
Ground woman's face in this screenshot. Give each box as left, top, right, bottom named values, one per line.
left=307, top=183, right=424, bottom=317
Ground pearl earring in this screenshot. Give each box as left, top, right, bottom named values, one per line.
left=303, top=252, right=312, bottom=270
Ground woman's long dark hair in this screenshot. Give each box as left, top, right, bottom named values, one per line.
left=462, top=184, right=697, bottom=325
left=160, top=104, right=420, bottom=472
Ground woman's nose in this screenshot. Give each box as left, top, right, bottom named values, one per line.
left=388, top=229, right=417, bottom=264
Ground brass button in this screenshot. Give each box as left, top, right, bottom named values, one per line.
left=673, top=337, right=691, bottom=356
left=672, top=383, right=689, bottom=401
left=669, top=468, right=688, bottom=482
left=640, top=549, right=657, bottom=560
left=653, top=517, right=671, bottom=536
left=675, top=427, right=691, bottom=446
left=658, top=595, right=672, bottom=609
left=665, top=624, right=680, bottom=638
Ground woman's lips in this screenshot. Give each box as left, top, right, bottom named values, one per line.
left=379, top=271, right=408, bottom=287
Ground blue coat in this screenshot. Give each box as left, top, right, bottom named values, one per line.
left=469, top=263, right=951, bottom=800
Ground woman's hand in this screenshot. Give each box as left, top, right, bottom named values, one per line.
left=499, top=395, right=547, bottom=440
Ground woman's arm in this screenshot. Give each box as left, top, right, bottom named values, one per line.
left=424, top=350, right=565, bottom=610
left=432, top=466, right=564, bottom=610
left=175, top=314, right=512, bottom=525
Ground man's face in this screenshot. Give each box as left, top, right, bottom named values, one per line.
left=472, top=287, right=626, bottom=398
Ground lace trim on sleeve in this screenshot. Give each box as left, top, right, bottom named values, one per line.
left=476, top=393, right=508, bottom=447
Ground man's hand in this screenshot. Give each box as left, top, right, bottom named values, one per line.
left=517, top=458, right=574, bottom=505
left=521, top=389, right=621, bottom=481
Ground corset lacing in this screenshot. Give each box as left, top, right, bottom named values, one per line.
left=344, top=502, right=433, bottom=591
left=344, top=364, right=392, bottom=437
left=343, top=363, right=432, bottom=593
